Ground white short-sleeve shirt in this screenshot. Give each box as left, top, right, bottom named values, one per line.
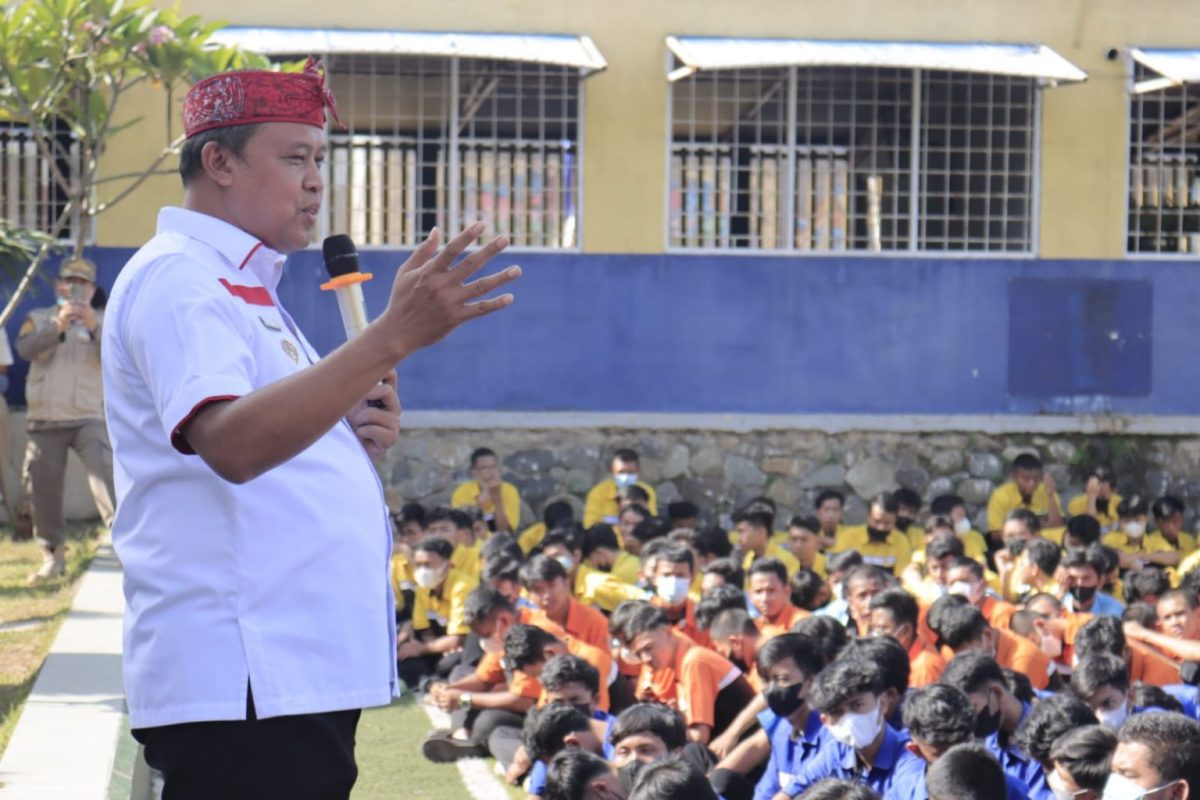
left=103, top=207, right=397, bottom=729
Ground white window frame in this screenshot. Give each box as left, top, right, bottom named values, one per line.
left=0, top=123, right=87, bottom=244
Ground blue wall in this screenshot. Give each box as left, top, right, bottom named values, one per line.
left=6, top=248, right=1197, bottom=416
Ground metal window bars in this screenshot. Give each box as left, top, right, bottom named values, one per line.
left=1127, top=61, right=1200, bottom=255
left=318, top=52, right=581, bottom=249
left=667, top=64, right=1037, bottom=253
left=0, top=124, right=81, bottom=241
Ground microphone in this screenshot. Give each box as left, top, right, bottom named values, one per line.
left=320, top=234, right=373, bottom=339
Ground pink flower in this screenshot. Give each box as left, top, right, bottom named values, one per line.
left=148, top=25, right=175, bottom=46
left=132, top=42, right=147, bottom=55
left=81, top=20, right=97, bottom=33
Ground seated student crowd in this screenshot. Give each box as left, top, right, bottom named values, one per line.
left=391, top=447, right=1200, bottom=800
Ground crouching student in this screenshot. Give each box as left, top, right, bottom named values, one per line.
left=924, top=744, right=1008, bottom=800
left=610, top=701, right=722, bottom=795
left=1045, top=725, right=1117, bottom=800
left=523, top=686, right=617, bottom=800
left=1070, top=652, right=1178, bottom=728
left=626, top=758, right=720, bottom=800
left=545, top=741, right=627, bottom=800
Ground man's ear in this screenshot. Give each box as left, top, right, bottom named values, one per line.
left=200, top=141, right=238, bottom=187
left=904, top=741, right=921, bottom=758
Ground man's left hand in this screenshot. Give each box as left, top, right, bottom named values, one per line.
left=349, top=371, right=400, bottom=459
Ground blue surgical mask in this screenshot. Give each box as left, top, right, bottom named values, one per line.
left=614, top=473, right=638, bottom=490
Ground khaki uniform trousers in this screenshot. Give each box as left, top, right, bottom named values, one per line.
left=22, top=419, right=116, bottom=548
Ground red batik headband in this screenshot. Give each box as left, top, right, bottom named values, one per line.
left=183, top=57, right=343, bottom=138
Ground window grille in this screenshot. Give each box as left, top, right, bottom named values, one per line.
left=315, top=52, right=581, bottom=248
left=668, top=64, right=1038, bottom=253
left=0, top=124, right=81, bottom=240
left=1127, top=61, right=1200, bottom=255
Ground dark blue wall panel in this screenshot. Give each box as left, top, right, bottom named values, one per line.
left=5, top=248, right=1198, bottom=416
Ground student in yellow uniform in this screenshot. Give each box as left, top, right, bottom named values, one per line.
left=785, top=515, right=827, bottom=578
left=616, top=502, right=650, bottom=551
left=583, top=449, right=658, bottom=527
left=450, top=447, right=522, bottom=534
left=892, top=488, right=924, bottom=551
left=816, top=489, right=852, bottom=551
left=733, top=508, right=800, bottom=578
left=1102, top=495, right=1181, bottom=569
left=426, top=507, right=484, bottom=580
left=1152, top=495, right=1198, bottom=556
left=1066, top=465, right=1122, bottom=535
left=924, top=495, right=988, bottom=561
left=542, top=527, right=648, bottom=613
left=397, top=536, right=480, bottom=689
left=832, top=492, right=912, bottom=576
left=990, top=508, right=1044, bottom=599
left=1005, top=537, right=1062, bottom=603
left=986, top=453, right=1063, bottom=537
left=518, top=500, right=574, bottom=554
left=581, top=523, right=641, bottom=586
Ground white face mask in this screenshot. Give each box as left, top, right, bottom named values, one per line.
left=949, top=580, right=984, bottom=604
left=1096, top=702, right=1129, bottom=729
left=556, top=555, right=575, bottom=572
left=1048, top=769, right=1086, bottom=800
left=1102, top=773, right=1179, bottom=800
left=827, top=703, right=882, bottom=750
left=655, top=575, right=691, bottom=606
left=954, top=517, right=972, bottom=536
left=1124, top=521, right=1146, bottom=539
left=480, top=630, right=505, bottom=655
left=413, top=565, right=444, bottom=590
left=614, top=473, right=639, bottom=489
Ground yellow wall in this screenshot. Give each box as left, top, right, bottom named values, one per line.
left=97, top=0, right=1200, bottom=258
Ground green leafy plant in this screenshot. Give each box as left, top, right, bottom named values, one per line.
left=0, top=0, right=269, bottom=324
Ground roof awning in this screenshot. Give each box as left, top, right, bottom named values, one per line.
left=1131, top=48, right=1200, bottom=94
left=665, top=37, right=1087, bottom=84
left=210, top=27, right=607, bottom=75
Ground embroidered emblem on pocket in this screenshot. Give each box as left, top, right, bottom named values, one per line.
left=282, top=340, right=299, bottom=362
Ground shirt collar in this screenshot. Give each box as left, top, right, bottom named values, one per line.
left=156, top=207, right=287, bottom=292
left=840, top=723, right=904, bottom=772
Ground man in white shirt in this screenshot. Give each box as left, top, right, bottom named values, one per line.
left=102, top=60, right=519, bottom=799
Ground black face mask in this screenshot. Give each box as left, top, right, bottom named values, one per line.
left=764, top=682, right=806, bottom=718
left=618, top=760, right=645, bottom=794
left=867, top=526, right=891, bottom=543
left=895, top=516, right=914, bottom=533
left=1006, top=539, right=1026, bottom=557
left=975, top=700, right=1002, bottom=738
left=573, top=702, right=594, bottom=718
left=1072, top=585, right=1098, bottom=605
left=595, top=562, right=613, bottom=573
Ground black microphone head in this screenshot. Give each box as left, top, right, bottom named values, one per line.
left=322, top=234, right=360, bottom=278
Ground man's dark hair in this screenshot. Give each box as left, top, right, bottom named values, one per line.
left=1124, top=567, right=1171, bottom=605
left=545, top=748, right=611, bottom=800
left=1118, top=495, right=1151, bottom=518
left=1062, top=545, right=1107, bottom=577
left=902, top=684, right=975, bottom=750
left=789, top=515, right=821, bottom=533
left=542, top=525, right=586, bottom=556
left=755, top=632, right=824, bottom=680
left=1013, top=693, right=1098, bottom=765
left=748, top=557, right=787, bottom=585
left=396, top=501, right=426, bottom=527
left=810, top=658, right=884, bottom=714
left=926, top=533, right=966, bottom=561
left=1153, top=495, right=1186, bottom=520
left=892, top=488, right=922, bottom=513
left=629, top=517, right=670, bottom=546
left=612, top=448, right=640, bottom=465
left=869, top=492, right=900, bottom=515
left=929, top=603, right=989, bottom=650
left=798, top=780, right=881, bottom=800
left=617, top=603, right=670, bottom=643
left=426, top=506, right=473, bottom=531
left=179, top=124, right=261, bottom=185
left=1066, top=515, right=1102, bottom=547
left=482, top=534, right=523, bottom=567
left=610, top=702, right=687, bottom=751
left=732, top=509, right=774, bottom=534
left=1123, top=603, right=1159, bottom=628
left=668, top=501, right=700, bottom=522
left=656, top=543, right=695, bottom=573
left=541, top=654, right=601, bottom=697
left=523, top=701, right=593, bottom=764
left=941, top=651, right=1006, bottom=696
left=1074, top=615, right=1126, bottom=660
left=1161, top=587, right=1200, bottom=611
left=840, top=637, right=909, bottom=696
left=925, top=743, right=1006, bottom=800
left=790, top=569, right=827, bottom=610
left=925, top=593, right=969, bottom=635
left=608, top=601, right=646, bottom=645
left=543, top=500, right=575, bottom=529
left=792, top=615, right=848, bottom=666
left=640, top=539, right=672, bottom=566
left=868, top=587, right=919, bottom=630
left=826, top=550, right=864, bottom=576
left=1049, top=725, right=1118, bottom=794
left=1011, top=453, right=1043, bottom=473
left=695, top=584, right=747, bottom=630
left=693, top=525, right=733, bottom=559
left=464, top=587, right=514, bottom=628
left=815, top=490, right=845, bottom=509
left=1005, top=507, right=1042, bottom=535
left=620, top=485, right=652, bottom=505
left=628, top=757, right=718, bottom=800
left=1117, top=711, right=1200, bottom=792
left=930, top=494, right=966, bottom=516
left=1003, top=668, right=1037, bottom=705
left=470, top=447, right=497, bottom=466
left=1025, top=538, right=1062, bottom=575
left=483, top=552, right=522, bottom=586
left=582, top=524, right=620, bottom=559
left=413, top=536, right=453, bottom=561
left=708, top=607, right=758, bottom=642
left=504, top=624, right=561, bottom=670
left=520, top=554, right=569, bottom=587
left=1070, top=652, right=1130, bottom=699
left=947, top=556, right=985, bottom=582
left=1132, top=683, right=1184, bottom=713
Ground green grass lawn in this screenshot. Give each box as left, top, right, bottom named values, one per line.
left=0, top=524, right=102, bottom=760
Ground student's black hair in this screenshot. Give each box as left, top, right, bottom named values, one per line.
left=892, top=488, right=922, bottom=513
left=790, top=569, right=827, bottom=611
left=789, top=515, right=821, bottom=533
left=655, top=543, right=695, bottom=573
left=1118, top=494, right=1150, bottom=518
left=1002, top=668, right=1037, bottom=705
left=667, top=529, right=697, bottom=548
left=481, top=533, right=523, bottom=565
left=755, top=632, right=825, bottom=680
left=840, top=637, right=910, bottom=695
left=1160, top=587, right=1200, bottom=611
left=791, top=615, right=849, bottom=666
left=940, top=651, right=1007, bottom=696
left=504, top=624, right=562, bottom=670
left=902, top=684, right=975, bottom=751
left=1070, top=652, right=1131, bottom=700
left=617, top=603, right=670, bottom=643
left=542, top=525, right=586, bottom=556
left=397, top=501, right=426, bottom=526
left=413, top=536, right=453, bottom=561
left=612, top=448, right=640, bottom=465
left=1009, top=609, right=1040, bottom=639
left=809, top=658, right=884, bottom=714
left=469, top=447, right=497, bottom=467
left=815, top=490, right=845, bottom=509
left=1065, top=515, right=1102, bottom=547
left=520, top=554, right=569, bottom=587
left=608, top=601, right=647, bottom=644
left=463, top=587, right=515, bottom=627
left=1005, top=507, right=1042, bottom=534
left=620, top=484, right=652, bottom=504
left=869, top=492, right=900, bottom=514
left=523, top=701, right=593, bottom=764
left=543, top=500, right=576, bottom=529
left=1062, top=544, right=1108, bottom=577
left=1048, top=725, right=1118, bottom=794
left=639, top=539, right=671, bottom=566
left=1074, top=615, right=1126, bottom=660
left=541, top=654, right=601, bottom=697
left=695, top=584, right=748, bottom=630
left=925, top=593, right=969, bottom=636
left=825, top=549, right=864, bottom=576
left=629, top=517, right=670, bottom=545
left=627, top=757, right=718, bottom=800
left=929, top=603, right=989, bottom=650
left=667, top=501, right=700, bottom=521
left=748, top=557, right=787, bottom=585
left=1011, top=453, right=1043, bottom=473
left=1123, top=602, right=1159, bottom=628
left=798, top=779, right=882, bottom=800
left=1024, top=537, right=1062, bottom=575
left=946, top=556, right=985, bottom=582
left=1153, top=495, right=1186, bottom=520
left=1024, top=592, right=1063, bottom=617
left=483, top=557, right=522, bottom=593
left=925, top=743, right=1006, bottom=800
left=1117, top=712, right=1200, bottom=792
left=1131, top=682, right=1184, bottom=713
left=1012, top=693, right=1098, bottom=765
left=582, top=524, right=621, bottom=559
left=620, top=502, right=651, bottom=522
left=930, top=494, right=967, bottom=516
left=545, top=748, right=611, bottom=800
left=707, top=608, right=758, bottom=641
left=926, top=533, right=966, bottom=561
left=1124, top=567, right=1171, bottom=605
left=179, top=123, right=261, bottom=185
left=426, top=506, right=473, bottom=531
left=609, top=702, right=687, bottom=751
left=1182, top=569, right=1200, bottom=603
left=693, top=525, right=733, bottom=559
left=732, top=509, right=774, bottom=533
left=868, top=587, right=919, bottom=630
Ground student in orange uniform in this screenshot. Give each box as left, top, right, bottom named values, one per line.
left=928, top=596, right=1052, bottom=690
left=868, top=587, right=946, bottom=687
left=944, top=557, right=1018, bottom=631
left=648, top=543, right=711, bottom=648
left=614, top=602, right=756, bottom=747
left=1073, top=614, right=1181, bottom=687
left=1123, top=589, right=1200, bottom=664
left=747, top=558, right=809, bottom=641
left=520, top=554, right=611, bottom=654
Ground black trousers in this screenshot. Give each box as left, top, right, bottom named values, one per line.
left=133, top=687, right=361, bottom=800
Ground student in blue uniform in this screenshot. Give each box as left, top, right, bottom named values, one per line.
left=752, top=633, right=831, bottom=800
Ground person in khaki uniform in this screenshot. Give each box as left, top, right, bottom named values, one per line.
left=16, top=257, right=116, bottom=582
